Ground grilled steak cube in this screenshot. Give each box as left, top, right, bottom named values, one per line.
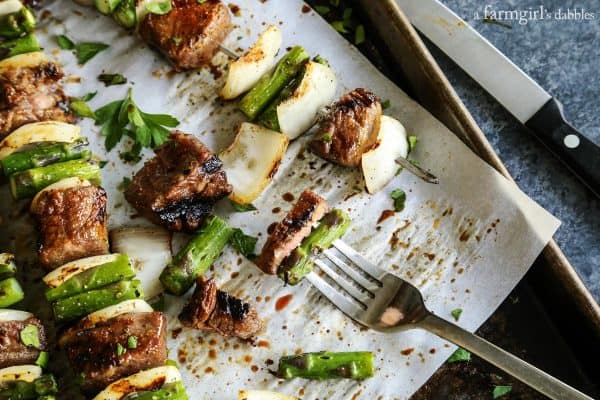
left=125, top=131, right=232, bottom=232
left=179, top=277, right=262, bottom=340
left=138, top=0, right=233, bottom=70
left=59, top=311, right=167, bottom=394
left=309, top=88, right=382, bottom=167
left=256, top=190, right=329, bottom=275
left=30, top=185, right=109, bottom=270
left=0, top=61, right=74, bottom=140
left=0, top=316, right=47, bottom=368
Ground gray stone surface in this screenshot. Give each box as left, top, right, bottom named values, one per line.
left=430, top=0, right=600, bottom=300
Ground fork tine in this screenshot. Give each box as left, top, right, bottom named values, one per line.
left=314, top=259, right=372, bottom=304
left=332, top=240, right=384, bottom=281
left=322, top=249, right=380, bottom=292
left=306, top=272, right=365, bottom=319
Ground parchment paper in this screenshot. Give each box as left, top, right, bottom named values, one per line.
left=3, top=1, right=560, bottom=398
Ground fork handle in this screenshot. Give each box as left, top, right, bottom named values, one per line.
left=419, top=314, right=593, bottom=400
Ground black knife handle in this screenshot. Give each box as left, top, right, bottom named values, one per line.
left=525, top=98, right=600, bottom=197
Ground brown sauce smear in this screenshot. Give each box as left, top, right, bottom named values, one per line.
left=400, top=347, right=414, bottom=356
left=228, top=4, right=241, bottom=16
left=377, top=209, right=395, bottom=224
left=459, top=231, right=471, bottom=241
left=275, top=294, right=293, bottom=311
left=282, top=192, right=295, bottom=202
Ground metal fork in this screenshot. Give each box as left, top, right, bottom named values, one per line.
left=306, top=240, right=593, bottom=400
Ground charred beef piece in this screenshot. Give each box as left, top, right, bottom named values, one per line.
left=0, top=317, right=47, bottom=368
left=309, top=88, right=382, bottom=167
left=179, top=277, right=262, bottom=340
left=0, top=61, right=74, bottom=140
left=138, top=0, right=232, bottom=70
left=255, top=190, right=329, bottom=275
left=59, top=311, right=167, bottom=394
left=125, top=131, right=232, bottom=232
left=30, top=185, right=109, bottom=270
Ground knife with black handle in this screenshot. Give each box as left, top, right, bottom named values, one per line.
left=526, top=98, right=600, bottom=196
left=396, top=0, right=600, bottom=197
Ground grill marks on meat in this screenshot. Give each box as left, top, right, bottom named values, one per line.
left=138, top=0, right=233, bottom=70
left=0, top=317, right=47, bottom=369
left=125, top=131, right=232, bottom=232
left=59, top=312, right=167, bottom=394
left=30, top=185, right=109, bottom=270
left=309, top=88, right=382, bottom=167
left=179, top=277, right=262, bottom=340
left=0, top=62, right=74, bottom=140
left=256, top=190, right=329, bottom=275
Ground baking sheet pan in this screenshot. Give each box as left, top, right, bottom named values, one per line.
left=0, top=0, right=588, bottom=398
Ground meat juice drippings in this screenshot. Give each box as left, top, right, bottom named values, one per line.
left=275, top=294, right=293, bottom=311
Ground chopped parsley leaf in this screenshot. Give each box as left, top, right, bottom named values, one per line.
left=230, top=201, right=257, bottom=212
left=320, top=134, right=333, bottom=143
left=56, top=35, right=75, bottom=50
left=407, top=135, right=418, bottom=153
left=493, top=385, right=512, bottom=398
left=116, top=343, right=126, bottom=356
left=451, top=308, right=463, bottom=321
left=391, top=188, right=406, bottom=212
left=94, top=89, right=179, bottom=161
left=330, top=21, right=348, bottom=33
left=74, top=42, right=109, bottom=65
left=315, top=5, right=331, bottom=15
left=354, top=24, right=365, bottom=45
left=229, top=228, right=258, bottom=258
left=447, top=348, right=471, bottom=363
left=98, top=73, right=127, bottom=86
left=127, top=335, right=138, bottom=349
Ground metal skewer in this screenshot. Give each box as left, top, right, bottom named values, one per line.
left=396, top=157, right=439, bottom=184
left=218, top=44, right=239, bottom=60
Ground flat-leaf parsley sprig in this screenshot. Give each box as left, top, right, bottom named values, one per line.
left=93, top=89, right=179, bottom=162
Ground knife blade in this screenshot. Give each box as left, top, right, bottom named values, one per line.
left=396, top=0, right=600, bottom=196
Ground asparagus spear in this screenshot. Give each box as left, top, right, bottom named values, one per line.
left=257, top=73, right=303, bottom=132
left=0, top=7, right=36, bottom=39
left=0, top=33, right=40, bottom=60
left=0, top=253, right=17, bottom=280
left=239, top=46, right=309, bottom=120
left=278, top=351, right=374, bottom=380
left=160, top=216, right=233, bottom=296
left=0, top=374, right=58, bottom=399
left=0, top=277, right=24, bottom=307
left=9, top=159, right=102, bottom=200
left=52, top=279, right=144, bottom=322
left=122, top=381, right=189, bottom=400
left=45, top=254, right=135, bottom=302
left=113, top=0, right=136, bottom=29
left=278, top=209, right=351, bottom=285
left=1, top=138, right=91, bottom=177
